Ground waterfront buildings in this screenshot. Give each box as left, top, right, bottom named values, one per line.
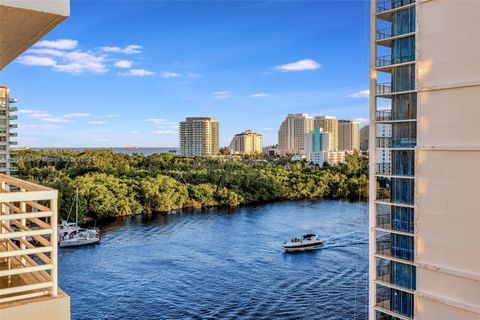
left=338, top=120, right=360, bottom=153
left=0, top=86, right=17, bottom=175
left=278, top=113, right=314, bottom=155
left=304, top=128, right=336, bottom=166
left=314, top=116, right=338, bottom=151
left=179, top=117, right=219, bottom=157
left=370, top=1, right=480, bottom=319
left=263, top=145, right=280, bottom=157
left=229, top=130, right=263, bottom=155
left=0, top=1, right=70, bottom=319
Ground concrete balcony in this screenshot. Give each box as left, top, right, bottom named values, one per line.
left=0, top=175, right=69, bottom=319
left=0, top=0, right=70, bottom=70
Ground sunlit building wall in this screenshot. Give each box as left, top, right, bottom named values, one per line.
left=229, top=130, right=263, bottom=155
left=278, top=113, right=313, bottom=155
left=0, top=86, right=17, bottom=175
left=179, top=117, right=219, bottom=157
left=314, top=116, right=338, bottom=151
left=338, top=120, right=360, bottom=152
left=370, top=0, right=480, bottom=319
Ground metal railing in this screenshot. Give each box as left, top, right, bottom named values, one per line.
left=377, top=0, right=415, bottom=13
left=376, top=82, right=392, bottom=95
left=0, top=175, right=58, bottom=304
left=376, top=110, right=392, bottom=121
left=376, top=163, right=391, bottom=175
left=376, top=188, right=391, bottom=202
left=376, top=55, right=392, bottom=67
left=377, top=27, right=392, bottom=40
left=377, top=55, right=415, bottom=68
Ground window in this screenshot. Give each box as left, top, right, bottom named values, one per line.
left=391, top=177, right=414, bottom=205
left=392, top=36, right=415, bottom=64
left=392, top=7, right=415, bottom=36
left=392, top=206, right=414, bottom=233
left=392, top=93, right=416, bottom=120
left=392, top=64, right=415, bottom=92
left=391, top=233, right=414, bottom=261
left=391, top=150, right=414, bottom=176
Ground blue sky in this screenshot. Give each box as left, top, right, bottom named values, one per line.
left=1, top=0, right=370, bottom=148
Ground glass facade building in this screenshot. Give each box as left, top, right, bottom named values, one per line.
left=372, top=0, right=417, bottom=319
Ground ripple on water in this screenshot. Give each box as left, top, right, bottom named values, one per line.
left=59, top=200, right=368, bottom=320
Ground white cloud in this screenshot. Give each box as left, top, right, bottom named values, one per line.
left=36, top=39, right=78, bottom=50
left=18, top=124, right=62, bottom=129
left=130, top=130, right=140, bottom=135
left=145, top=118, right=167, bottom=124
left=17, top=56, right=57, bottom=66
left=354, top=118, right=369, bottom=125
left=41, top=117, right=71, bottom=123
left=274, top=59, right=321, bottom=72
left=18, top=48, right=108, bottom=74
left=29, top=113, right=53, bottom=119
left=348, top=89, right=370, bottom=98
left=160, top=71, right=181, bottom=78
left=18, top=109, right=46, bottom=114
left=121, top=69, right=155, bottom=76
left=100, top=45, right=142, bottom=54
left=114, top=60, right=133, bottom=68
left=250, top=93, right=269, bottom=98
left=101, top=113, right=120, bottom=118
left=153, top=130, right=177, bottom=134
left=64, top=112, right=91, bottom=118
left=87, top=121, right=106, bottom=125
left=212, top=91, right=231, bottom=99
left=260, top=127, right=275, bottom=131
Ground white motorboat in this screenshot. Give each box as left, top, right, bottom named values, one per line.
left=58, top=189, right=100, bottom=248
left=283, top=234, right=323, bottom=252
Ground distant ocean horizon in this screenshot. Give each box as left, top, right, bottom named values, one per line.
left=30, top=147, right=179, bottom=156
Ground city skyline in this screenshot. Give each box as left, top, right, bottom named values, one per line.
left=1, top=0, right=370, bottom=148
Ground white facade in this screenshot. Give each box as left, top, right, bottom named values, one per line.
left=306, top=151, right=327, bottom=166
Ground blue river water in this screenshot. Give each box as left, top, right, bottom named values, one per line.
left=59, top=200, right=369, bottom=320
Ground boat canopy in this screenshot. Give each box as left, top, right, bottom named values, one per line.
left=303, top=234, right=317, bottom=239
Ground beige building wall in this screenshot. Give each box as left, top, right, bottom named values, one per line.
left=278, top=113, right=313, bottom=155
left=338, top=120, right=360, bottom=152
left=179, top=117, right=219, bottom=157
left=229, top=130, right=263, bottom=155
left=415, top=0, right=480, bottom=319
left=314, top=116, right=338, bottom=151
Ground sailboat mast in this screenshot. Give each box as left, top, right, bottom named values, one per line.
left=75, top=188, right=79, bottom=225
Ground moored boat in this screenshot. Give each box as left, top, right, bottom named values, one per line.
left=283, top=234, right=323, bottom=252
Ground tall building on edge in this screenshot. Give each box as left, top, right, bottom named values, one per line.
left=370, top=1, right=480, bottom=320
left=0, top=86, right=18, bottom=175
left=179, top=117, right=219, bottom=157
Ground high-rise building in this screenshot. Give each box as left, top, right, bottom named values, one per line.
left=0, top=86, right=17, bottom=175
left=360, top=125, right=369, bottom=151
left=370, top=1, right=480, bottom=320
left=314, top=116, right=338, bottom=151
left=278, top=113, right=313, bottom=155
left=229, top=130, right=263, bottom=155
left=179, top=117, right=219, bottom=157
left=338, top=120, right=360, bottom=152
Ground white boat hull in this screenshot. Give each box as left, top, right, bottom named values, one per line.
left=284, top=241, right=323, bottom=252
left=60, top=238, right=100, bottom=247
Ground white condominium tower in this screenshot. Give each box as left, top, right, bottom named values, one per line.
left=338, top=120, right=360, bottom=152
left=370, top=0, right=480, bottom=320
left=278, top=113, right=313, bottom=155
left=179, top=117, right=219, bottom=157
left=229, top=130, right=263, bottom=155
left=314, top=116, right=338, bottom=151
left=0, top=86, right=17, bottom=175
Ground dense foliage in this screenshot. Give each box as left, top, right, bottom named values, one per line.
left=17, top=150, right=368, bottom=221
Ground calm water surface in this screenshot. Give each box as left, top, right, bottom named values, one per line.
left=59, top=200, right=368, bottom=320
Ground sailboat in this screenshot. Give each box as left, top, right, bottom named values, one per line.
left=58, top=189, right=100, bottom=247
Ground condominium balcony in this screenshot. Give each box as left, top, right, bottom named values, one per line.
left=376, top=203, right=414, bottom=233
left=8, top=115, right=17, bottom=121
left=376, top=257, right=416, bottom=291
left=376, top=54, right=415, bottom=71
left=9, top=124, right=17, bottom=129
left=8, top=107, right=17, bottom=112
left=377, top=0, right=415, bottom=15
left=9, top=132, right=17, bottom=137
left=376, top=110, right=392, bottom=121
left=376, top=230, right=414, bottom=262
left=376, top=137, right=416, bottom=148
left=0, top=175, right=69, bottom=318
left=375, top=284, right=414, bottom=319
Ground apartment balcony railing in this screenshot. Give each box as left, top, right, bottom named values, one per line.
left=376, top=163, right=391, bottom=175
left=376, top=188, right=391, bottom=202
left=9, top=133, right=17, bottom=137
left=377, top=0, right=416, bottom=13
left=376, top=137, right=416, bottom=148
left=8, top=107, right=17, bottom=112
left=377, top=27, right=392, bottom=40
left=9, top=141, right=17, bottom=146
left=376, top=110, right=392, bottom=121
left=376, top=55, right=415, bottom=68
left=376, top=284, right=414, bottom=319
left=8, top=116, right=17, bottom=121
left=9, top=124, right=17, bottom=129
left=8, top=99, right=17, bottom=104
left=0, top=175, right=59, bottom=304
left=376, top=82, right=391, bottom=95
